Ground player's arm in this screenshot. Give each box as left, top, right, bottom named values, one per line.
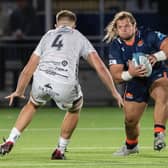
left=149, top=37, right=168, bottom=66
left=15, top=53, right=39, bottom=94
left=5, top=53, right=40, bottom=106
left=87, top=52, right=124, bottom=107
left=160, top=37, right=168, bottom=55
left=109, top=61, right=147, bottom=83
left=109, top=64, right=125, bottom=83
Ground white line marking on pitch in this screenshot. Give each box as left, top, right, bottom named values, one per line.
left=0, top=127, right=153, bottom=132
left=21, top=146, right=152, bottom=151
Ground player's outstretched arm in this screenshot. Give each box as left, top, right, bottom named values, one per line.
left=5, top=54, right=40, bottom=106
left=87, top=52, right=124, bottom=107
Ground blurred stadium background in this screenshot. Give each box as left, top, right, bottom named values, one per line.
left=0, top=0, right=167, bottom=107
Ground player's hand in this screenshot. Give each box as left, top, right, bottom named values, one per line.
left=112, top=92, right=124, bottom=108
left=148, top=55, right=157, bottom=66
left=128, top=60, right=147, bottom=77
left=5, top=91, right=25, bottom=106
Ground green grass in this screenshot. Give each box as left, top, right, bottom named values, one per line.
left=0, top=107, right=168, bottom=168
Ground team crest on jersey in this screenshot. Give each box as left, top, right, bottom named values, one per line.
left=137, top=40, right=144, bottom=47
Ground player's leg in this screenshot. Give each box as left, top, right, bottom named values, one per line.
left=51, top=96, right=83, bottom=160
left=0, top=100, right=38, bottom=156
left=0, top=76, right=48, bottom=156
left=14, top=101, right=38, bottom=132
left=113, top=101, right=147, bottom=156
left=150, top=77, right=168, bottom=151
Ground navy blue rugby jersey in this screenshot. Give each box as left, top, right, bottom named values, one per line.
left=108, top=29, right=167, bottom=71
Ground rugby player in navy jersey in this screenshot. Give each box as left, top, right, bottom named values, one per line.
left=104, top=11, right=168, bottom=156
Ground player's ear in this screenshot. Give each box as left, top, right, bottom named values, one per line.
left=72, top=22, right=76, bottom=28
left=54, top=24, right=57, bottom=28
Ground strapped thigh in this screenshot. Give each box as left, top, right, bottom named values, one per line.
left=69, top=96, right=83, bottom=112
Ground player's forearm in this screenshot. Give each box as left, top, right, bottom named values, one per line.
left=15, top=54, right=39, bottom=95
left=87, top=52, right=120, bottom=93
left=96, top=65, right=119, bottom=94
left=109, top=65, right=127, bottom=83
left=109, top=71, right=127, bottom=83
left=15, top=69, right=33, bottom=95
left=158, top=37, right=168, bottom=60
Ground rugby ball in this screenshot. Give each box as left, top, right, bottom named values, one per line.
left=132, top=52, right=152, bottom=77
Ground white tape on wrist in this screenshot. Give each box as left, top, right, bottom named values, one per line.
left=153, top=51, right=167, bottom=61
left=121, top=71, right=133, bottom=81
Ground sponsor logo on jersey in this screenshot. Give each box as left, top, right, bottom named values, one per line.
left=155, top=31, right=166, bottom=40
left=109, top=59, right=117, bottom=65
left=39, top=61, right=69, bottom=77
left=137, top=40, right=144, bottom=47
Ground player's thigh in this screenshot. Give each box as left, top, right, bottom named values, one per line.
left=53, top=84, right=83, bottom=111
left=69, top=96, right=83, bottom=113
left=124, top=101, right=147, bottom=123
left=30, top=82, right=50, bottom=106
left=150, top=78, right=168, bottom=103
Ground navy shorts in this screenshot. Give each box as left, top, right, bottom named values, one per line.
left=124, top=66, right=168, bottom=103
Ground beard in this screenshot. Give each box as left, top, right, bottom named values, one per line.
left=121, top=33, right=135, bottom=41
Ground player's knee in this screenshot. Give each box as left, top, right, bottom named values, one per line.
left=125, top=118, right=138, bottom=127
left=69, top=96, right=83, bottom=113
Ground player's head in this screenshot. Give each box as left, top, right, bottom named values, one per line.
left=104, top=11, right=137, bottom=43
left=55, top=10, right=77, bottom=28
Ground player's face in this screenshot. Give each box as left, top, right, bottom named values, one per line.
left=116, top=18, right=136, bottom=41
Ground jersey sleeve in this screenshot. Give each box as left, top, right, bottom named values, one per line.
left=80, top=35, right=97, bottom=60
left=147, top=31, right=167, bottom=49
left=33, top=33, right=47, bottom=57
left=108, top=41, right=124, bottom=65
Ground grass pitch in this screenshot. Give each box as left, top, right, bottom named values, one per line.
left=0, top=107, right=168, bottom=168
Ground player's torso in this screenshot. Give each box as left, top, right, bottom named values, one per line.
left=36, top=27, right=83, bottom=83
left=115, top=32, right=156, bottom=68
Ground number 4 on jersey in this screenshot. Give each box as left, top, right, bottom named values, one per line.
left=52, top=34, right=63, bottom=50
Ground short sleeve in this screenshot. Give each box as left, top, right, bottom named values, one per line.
left=147, top=31, right=167, bottom=49
left=33, top=34, right=46, bottom=57
left=80, top=35, right=97, bottom=60
left=108, top=41, right=124, bottom=65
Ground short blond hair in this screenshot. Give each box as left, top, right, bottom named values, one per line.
left=104, top=11, right=136, bottom=43
left=56, top=10, right=77, bottom=23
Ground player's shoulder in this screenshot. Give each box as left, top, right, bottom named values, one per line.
left=41, top=29, right=56, bottom=39
left=45, top=29, right=56, bottom=35
left=74, top=29, right=86, bottom=38
left=109, top=38, right=123, bottom=49
left=138, top=26, right=167, bottom=39
left=137, top=27, right=153, bottom=37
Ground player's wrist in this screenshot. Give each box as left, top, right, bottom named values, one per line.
left=153, top=51, right=167, bottom=62
left=121, top=71, right=133, bottom=81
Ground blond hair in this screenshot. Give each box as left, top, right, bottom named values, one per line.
left=104, top=11, right=136, bottom=43
left=56, top=10, right=77, bottom=23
